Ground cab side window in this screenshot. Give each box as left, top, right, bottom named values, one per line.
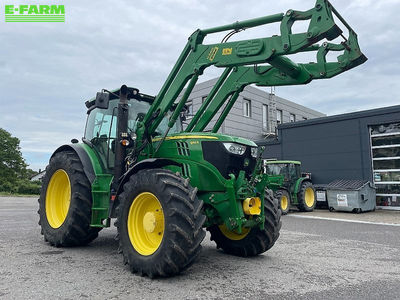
left=288, top=164, right=297, bottom=179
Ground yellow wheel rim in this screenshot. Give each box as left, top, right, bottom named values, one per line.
left=280, top=195, right=289, bottom=211
left=127, top=192, right=164, bottom=256
left=305, top=187, right=315, bottom=208
left=219, top=224, right=250, bottom=241
left=45, top=169, right=71, bottom=228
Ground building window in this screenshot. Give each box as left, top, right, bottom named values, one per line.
left=290, top=113, right=296, bottom=122
left=243, top=99, right=251, bottom=118
left=277, top=109, right=283, bottom=125
left=262, top=104, right=268, bottom=130
left=186, top=101, right=193, bottom=117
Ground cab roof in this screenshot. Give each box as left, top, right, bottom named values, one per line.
left=85, top=86, right=155, bottom=109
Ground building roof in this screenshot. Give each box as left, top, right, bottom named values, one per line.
left=30, top=170, right=46, bottom=181
left=277, top=104, right=400, bottom=130
left=257, top=104, right=400, bottom=145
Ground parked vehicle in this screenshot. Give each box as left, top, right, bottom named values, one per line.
left=265, top=161, right=316, bottom=214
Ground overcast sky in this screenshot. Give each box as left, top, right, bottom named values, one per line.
left=1, top=0, right=399, bottom=171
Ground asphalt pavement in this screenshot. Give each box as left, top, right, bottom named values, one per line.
left=0, top=196, right=399, bottom=300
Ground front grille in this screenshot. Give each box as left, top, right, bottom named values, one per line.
left=202, top=141, right=256, bottom=179
left=176, top=141, right=190, bottom=156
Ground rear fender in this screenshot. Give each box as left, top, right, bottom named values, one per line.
left=52, top=144, right=96, bottom=183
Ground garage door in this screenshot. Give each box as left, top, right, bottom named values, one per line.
left=370, top=122, right=400, bottom=209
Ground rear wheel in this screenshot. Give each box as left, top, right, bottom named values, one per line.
left=275, top=189, right=290, bottom=215
left=116, top=169, right=206, bottom=277
left=297, top=181, right=316, bottom=212
left=38, top=151, right=100, bottom=246
left=208, top=189, right=281, bottom=257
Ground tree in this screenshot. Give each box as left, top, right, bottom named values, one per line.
left=0, top=128, right=28, bottom=192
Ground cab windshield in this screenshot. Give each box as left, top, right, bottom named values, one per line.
left=265, top=164, right=288, bottom=177
left=84, top=99, right=181, bottom=169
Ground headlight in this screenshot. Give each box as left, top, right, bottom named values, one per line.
left=223, top=142, right=246, bottom=155
left=251, top=147, right=258, bottom=158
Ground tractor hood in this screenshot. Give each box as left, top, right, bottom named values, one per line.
left=152, top=132, right=257, bottom=147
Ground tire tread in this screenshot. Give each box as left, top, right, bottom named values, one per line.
left=38, top=150, right=100, bottom=247
left=116, top=168, right=205, bottom=278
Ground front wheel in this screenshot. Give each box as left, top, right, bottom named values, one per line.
left=275, top=189, right=290, bottom=215
left=208, top=190, right=281, bottom=257
left=116, top=169, right=206, bottom=277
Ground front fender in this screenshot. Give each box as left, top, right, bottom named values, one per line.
left=110, top=158, right=181, bottom=218
left=116, top=158, right=181, bottom=194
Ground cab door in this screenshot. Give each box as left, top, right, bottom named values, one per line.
left=84, top=101, right=118, bottom=170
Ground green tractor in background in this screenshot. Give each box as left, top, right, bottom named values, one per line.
left=37, top=0, right=366, bottom=277
left=264, top=161, right=316, bottom=215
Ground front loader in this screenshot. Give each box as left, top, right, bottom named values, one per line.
left=38, top=0, right=366, bottom=277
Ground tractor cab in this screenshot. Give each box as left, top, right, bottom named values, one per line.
left=264, top=160, right=301, bottom=185
left=83, top=87, right=182, bottom=170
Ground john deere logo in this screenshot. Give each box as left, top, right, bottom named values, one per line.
left=5, top=4, right=65, bottom=22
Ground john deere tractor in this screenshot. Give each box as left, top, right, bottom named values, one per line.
left=38, top=0, right=366, bottom=277
left=264, top=160, right=316, bottom=214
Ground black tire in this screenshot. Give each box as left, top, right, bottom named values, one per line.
left=275, top=189, right=290, bottom=215
left=38, top=151, right=100, bottom=246
left=116, top=169, right=206, bottom=278
left=207, top=189, right=281, bottom=257
left=297, top=181, right=316, bottom=212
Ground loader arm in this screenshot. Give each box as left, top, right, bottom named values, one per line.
left=136, top=0, right=366, bottom=155
left=186, top=30, right=366, bottom=132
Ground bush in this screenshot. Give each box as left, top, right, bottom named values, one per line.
left=0, top=181, right=17, bottom=194
left=0, top=179, right=42, bottom=195
left=15, top=180, right=41, bottom=195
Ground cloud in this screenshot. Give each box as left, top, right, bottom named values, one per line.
left=0, top=0, right=399, bottom=170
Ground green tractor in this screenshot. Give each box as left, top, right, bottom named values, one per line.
left=264, top=160, right=316, bottom=215
left=38, top=0, right=366, bottom=277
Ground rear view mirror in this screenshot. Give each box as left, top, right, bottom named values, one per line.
left=95, top=92, right=109, bottom=109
